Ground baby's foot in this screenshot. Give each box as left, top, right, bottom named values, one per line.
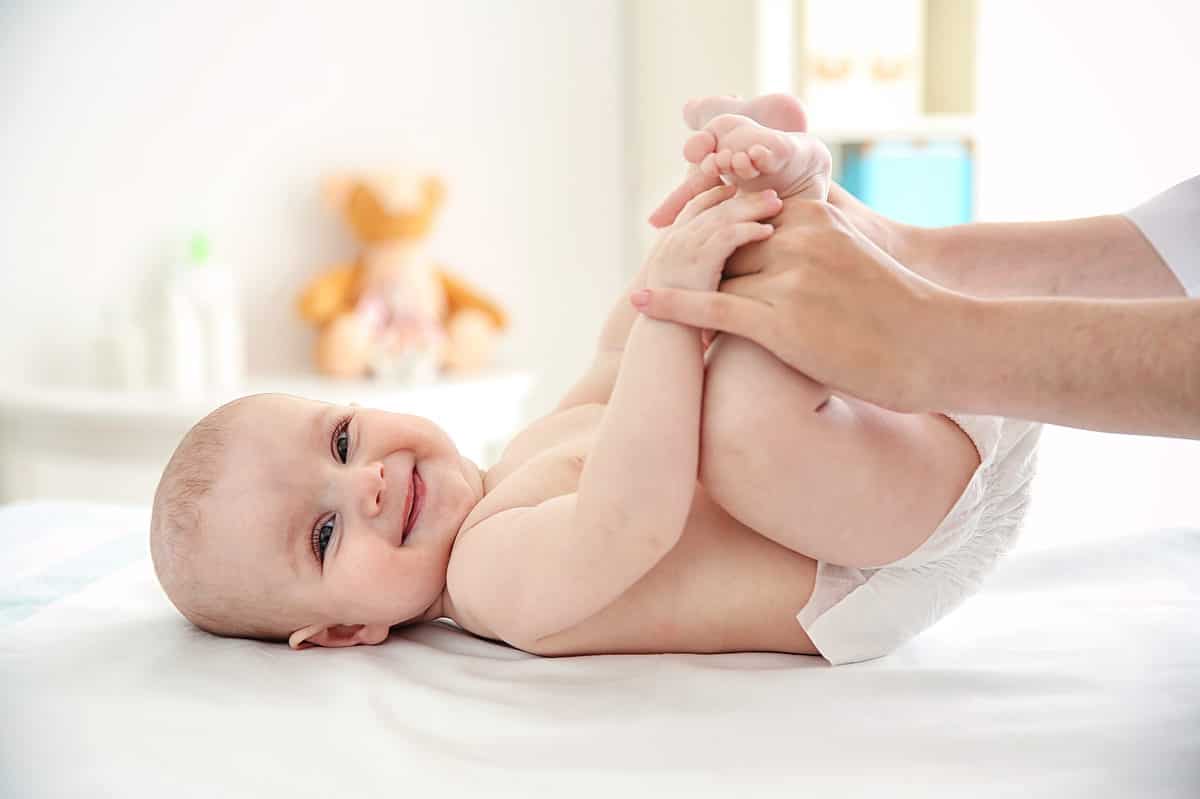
left=683, top=93, right=808, bottom=133
left=646, top=93, right=819, bottom=227
left=683, top=113, right=831, bottom=200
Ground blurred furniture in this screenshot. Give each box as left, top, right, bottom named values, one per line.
left=798, top=0, right=979, bottom=221
left=840, top=139, right=974, bottom=226
left=0, top=371, right=532, bottom=505
left=626, top=0, right=980, bottom=259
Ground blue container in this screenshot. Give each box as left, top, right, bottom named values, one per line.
left=838, top=140, right=973, bottom=227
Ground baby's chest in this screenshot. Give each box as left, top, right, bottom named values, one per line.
left=478, top=450, right=588, bottom=520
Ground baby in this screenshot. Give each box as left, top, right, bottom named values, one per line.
left=151, top=94, right=1038, bottom=665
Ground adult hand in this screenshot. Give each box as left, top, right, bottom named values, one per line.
left=632, top=199, right=963, bottom=413
left=652, top=170, right=925, bottom=277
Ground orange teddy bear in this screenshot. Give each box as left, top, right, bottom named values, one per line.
left=297, top=171, right=507, bottom=380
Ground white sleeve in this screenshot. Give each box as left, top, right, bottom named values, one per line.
left=1124, top=175, right=1200, bottom=297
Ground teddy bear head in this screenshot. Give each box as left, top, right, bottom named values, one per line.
left=324, top=171, right=446, bottom=244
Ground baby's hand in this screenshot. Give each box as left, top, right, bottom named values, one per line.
left=644, top=184, right=781, bottom=293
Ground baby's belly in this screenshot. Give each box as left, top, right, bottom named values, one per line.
left=525, top=487, right=821, bottom=657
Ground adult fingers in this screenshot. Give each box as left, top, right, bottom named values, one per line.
left=647, top=168, right=725, bottom=228
left=631, top=284, right=772, bottom=344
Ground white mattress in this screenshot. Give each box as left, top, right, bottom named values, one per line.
left=1, top=502, right=1197, bottom=798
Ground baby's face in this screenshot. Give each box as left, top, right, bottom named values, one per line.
left=201, top=394, right=483, bottom=647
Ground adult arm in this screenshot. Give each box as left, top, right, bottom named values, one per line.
left=829, top=179, right=1194, bottom=300
left=941, top=294, right=1200, bottom=438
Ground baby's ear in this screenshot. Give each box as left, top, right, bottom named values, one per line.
left=289, top=623, right=390, bottom=649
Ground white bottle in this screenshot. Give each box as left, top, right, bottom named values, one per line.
left=98, top=309, right=151, bottom=390
left=195, top=243, right=245, bottom=392
left=164, top=256, right=207, bottom=396
left=162, top=233, right=245, bottom=395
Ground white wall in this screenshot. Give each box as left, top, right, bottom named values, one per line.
left=3, top=0, right=1196, bottom=542
left=975, top=0, right=1200, bottom=548
left=0, top=0, right=627, bottom=418
left=625, top=0, right=758, bottom=259
left=976, top=0, right=1200, bottom=219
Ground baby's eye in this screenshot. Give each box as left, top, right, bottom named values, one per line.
left=332, top=416, right=351, bottom=464
left=312, top=516, right=336, bottom=562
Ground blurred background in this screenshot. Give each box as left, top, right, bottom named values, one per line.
left=1, top=0, right=1197, bottom=549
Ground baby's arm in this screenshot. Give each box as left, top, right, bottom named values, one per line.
left=582, top=187, right=778, bottom=557
left=552, top=261, right=651, bottom=411
left=450, top=186, right=781, bottom=646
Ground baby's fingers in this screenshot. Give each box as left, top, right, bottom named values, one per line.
left=704, top=222, right=774, bottom=255
left=704, top=189, right=782, bottom=230
left=647, top=165, right=724, bottom=227
left=675, top=182, right=738, bottom=224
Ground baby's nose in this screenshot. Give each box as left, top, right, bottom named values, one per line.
left=358, top=462, right=385, bottom=519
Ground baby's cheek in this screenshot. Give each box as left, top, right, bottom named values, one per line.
left=339, top=551, right=393, bottom=592
left=334, top=548, right=410, bottom=605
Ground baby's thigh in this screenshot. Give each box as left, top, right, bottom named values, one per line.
left=700, top=334, right=978, bottom=568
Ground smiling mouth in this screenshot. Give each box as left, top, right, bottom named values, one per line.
left=400, top=468, right=423, bottom=543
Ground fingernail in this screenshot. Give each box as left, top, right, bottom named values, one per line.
left=630, top=289, right=651, bottom=309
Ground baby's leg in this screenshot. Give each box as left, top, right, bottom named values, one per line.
left=683, top=96, right=975, bottom=567
left=700, top=333, right=980, bottom=570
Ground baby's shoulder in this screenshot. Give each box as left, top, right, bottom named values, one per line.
left=454, top=404, right=599, bottom=548
left=448, top=487, right=589, bottom=650
left=491, top=402, right=603, bottom=477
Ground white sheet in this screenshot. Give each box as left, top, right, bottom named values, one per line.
left=1, top=502, right=1197, bottom=798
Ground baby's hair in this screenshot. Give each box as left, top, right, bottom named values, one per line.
left=150, top=394, right=290, bottom=642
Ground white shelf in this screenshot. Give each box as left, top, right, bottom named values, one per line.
left=0, top=370, right=533, bottom=426
left=812, top=113, right=976, bottom=144
left=0, top=370, right=535, bottom=504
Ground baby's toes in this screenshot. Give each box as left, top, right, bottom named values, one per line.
left=715, top=149, right=735, bottom=174
left=731, top=151, right=760, bottom=179
left=748, top=144, right=782, bottom=174
left=683, top=130, right=717, bottom=164
left=700, top=152, right=722, bottom=178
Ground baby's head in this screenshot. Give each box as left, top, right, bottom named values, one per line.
left=150, top=393, right=484, bottom=649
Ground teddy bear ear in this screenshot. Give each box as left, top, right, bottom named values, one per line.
left=322, top=174, right=357, bottom=209
left=424, top=175, right=446, bottom=208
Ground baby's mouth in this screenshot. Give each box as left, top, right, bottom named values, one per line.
left=400, top=467, right=423, bottom=543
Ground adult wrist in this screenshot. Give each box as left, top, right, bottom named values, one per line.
left=925, top=292, right=1003, bottom=416
left=898, top=225, right=959, bottom=292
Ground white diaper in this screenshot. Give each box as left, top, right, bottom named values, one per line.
left=796, top=414, right=1041, bottom=665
